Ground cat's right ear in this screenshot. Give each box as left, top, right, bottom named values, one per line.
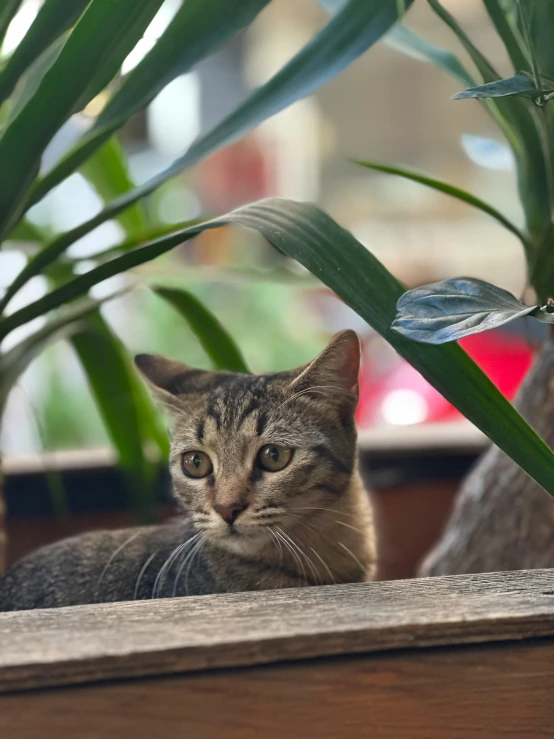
left=134, top=354, right=208, bottom=406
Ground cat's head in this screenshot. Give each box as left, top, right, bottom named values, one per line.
left=135, top=330, right=360, bottom=555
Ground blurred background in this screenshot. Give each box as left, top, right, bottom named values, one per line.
left=1, top=0, right=542, bottom=577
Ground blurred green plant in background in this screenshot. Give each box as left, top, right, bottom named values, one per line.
left=0, top=0, right=417, bottom=527
left=1, top=0, right=554, bottom=557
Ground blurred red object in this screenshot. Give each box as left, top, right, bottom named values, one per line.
left=194, top=135, right=272, bottom=212
left=356, top=329, right=535, bottom=428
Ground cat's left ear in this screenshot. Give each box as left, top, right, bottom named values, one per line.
left=291, top=330, right=361, bottom=396
left=134, top=353, right=215, bottom=407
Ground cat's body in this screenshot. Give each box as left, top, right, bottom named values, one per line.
left=0, top=474, right=372, bottom=610
left=0, top=331, right=376, bottom=611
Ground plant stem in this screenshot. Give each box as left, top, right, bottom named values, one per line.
left=516, top=0, right=554, bottom=293
left=539, top=106, right=554, bottom=220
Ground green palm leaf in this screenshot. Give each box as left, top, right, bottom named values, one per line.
left=0, top=0, right=165, bottom=238
left=22, top=0, right=415, bottom=255
left=153, top=287, right=249, bottom=373
left=2, top=198, right=554, bottom=496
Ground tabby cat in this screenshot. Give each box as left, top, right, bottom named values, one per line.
left=0, top=330, right=375, bottom=611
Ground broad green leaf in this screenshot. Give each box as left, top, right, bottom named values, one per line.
left=482, top=0, right=529, bottom=74
left=30, top=0, right=271, bottom=206
left=153, top=286, right=249, bottom=373
left=25, top=0, right=415, bottom=253
left=0, top=0, right=165, bottom=239
left=0, top=0, right=89, bottom=104
left=352, top=159, right=529, bottom=251
left=392, top=277, right=539, bottom=344
left=0, top=295, right=104, bottom=415
left=3, top=196, right=554, bottom=496
left=0, top=0, right=23, bottom=48
left=384, top=25, right=475, bottom=87
left=70, top=311, right=169, bottom=509
left=79, top=136, right=149, bottom=238
left=223, top=200, right=554, bottom=497
left=452, top=74, right=549, bottom=100
left=5, top=34, right=66, bottom=125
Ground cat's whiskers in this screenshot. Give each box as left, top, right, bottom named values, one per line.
left=309, top=545, right=336, bottom=584
left=280, top=524, right=325, bottom=584
left=335, top=519, right=363, bottom=534
left=152, top=534, right=200, bottom=599
left=287, top=517, right=365, bottom=580
left=171, top=538, right=201, bottom=596
left=133, top=550, right=159, bottom=600
left=338, top=540, right=366, bottom=574
left=275, top=525, right=320, bottom=583
left=293, top=505, right=357, bottom=519
left=267, top=527, right=284, bottom=565
left=152, top=542, right=188, bottom=599
left=182, top=536, right=206, bottom=596
left=96, top=530, right=143, bottom=599
left=273, top=526, right=306, bottom=579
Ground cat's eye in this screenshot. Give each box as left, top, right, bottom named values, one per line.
left=181, top=450, right=213, bottom=478
left=257, top=444, right=293, bottom=472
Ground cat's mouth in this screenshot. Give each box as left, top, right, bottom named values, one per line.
left=221, top=522, right=262, bottom=538
left=205, top=520, right=270, bottom=554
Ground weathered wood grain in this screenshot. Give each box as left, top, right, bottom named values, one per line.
left=1, top=570, right=554, bottom=693
left=1, top=640, right=553, bottom=738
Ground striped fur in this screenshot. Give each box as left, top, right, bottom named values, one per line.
left=0, top=331, right=375, bottom=611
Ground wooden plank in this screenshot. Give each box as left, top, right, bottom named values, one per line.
left=2, top=570, right=554, bottom=693
left=1, top=640, right=553, bottom=738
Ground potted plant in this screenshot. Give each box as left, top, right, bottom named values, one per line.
left=368, top=0, right=554, bottom=574
left=1, top=0, right=554, bottom=578
left=0, top=0, right=419, bottom=567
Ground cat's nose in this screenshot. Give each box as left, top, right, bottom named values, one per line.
left=213, top=502, right=248, bottom=525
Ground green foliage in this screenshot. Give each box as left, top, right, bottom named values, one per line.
left=384, top=24, right=475, bottom=86
left=153, top=287, right=250, bottom=374
left=70, top=311, right=168, bottom=512
left=352, top=159, right=530, bottom=253
left=382, top=2, right=554, bottom=343
left=0, top=0, right=415, bottom=506
left=0, top=0, right=90, bottom=104
left=2, top=0, right=554, bottom=506
left=393, top=277, right=553, bottom=344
